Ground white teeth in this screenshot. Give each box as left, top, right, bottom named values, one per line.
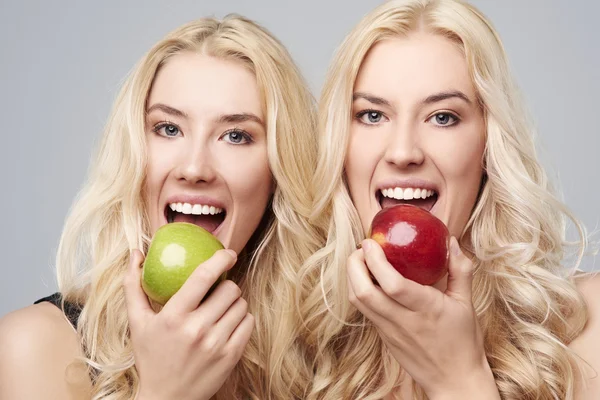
left=168, top=202, right=224, bottom=215
left=380, top=187, right=436, bottom=200
left=394, top=187, right=403, bottom=200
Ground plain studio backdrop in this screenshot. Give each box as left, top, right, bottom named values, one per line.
left=0, top=0, right=598, bottom=317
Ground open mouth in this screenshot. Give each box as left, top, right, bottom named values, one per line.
left=165, top=202, right=226, bottom=234
left=377, top=187, right=438, bottom=212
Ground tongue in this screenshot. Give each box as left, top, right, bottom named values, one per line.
left=381, top=196, right=437, bottom=212
left=173, top=213, right=223, bottom=233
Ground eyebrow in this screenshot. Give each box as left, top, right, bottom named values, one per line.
left=146, top=103, right=263, bottom=126
left=217, top=113, right=263, bottom=126
left=423, top=90, right=472, bottom=105
left=353, top=92, right=392, bottom=107
left=146, top=103, right=188, bottom=118
left=352, top=90, right=473, bottom=107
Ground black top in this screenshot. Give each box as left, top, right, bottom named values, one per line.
left=34, top=292, right=82, bottom=329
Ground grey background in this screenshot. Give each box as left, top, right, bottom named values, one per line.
left=1, top=0, right=598, bottom=318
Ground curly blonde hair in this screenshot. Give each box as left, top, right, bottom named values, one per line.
left=299, top=0, right=590, bottom=399
left=55, top=14, right=319, bottom=400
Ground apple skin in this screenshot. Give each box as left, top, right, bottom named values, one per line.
left=369, top=204, right=450, bottom=286
left=142, top=222, right=227, bottom=305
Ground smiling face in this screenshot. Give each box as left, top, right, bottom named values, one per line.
left=144, top=52, right=273, bottom=254
left=345, top=32, right=486, bottom=239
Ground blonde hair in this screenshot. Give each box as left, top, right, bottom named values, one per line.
left=301, top=0, right=590, bottom=399
left=55, top=14, right=318, bottom=399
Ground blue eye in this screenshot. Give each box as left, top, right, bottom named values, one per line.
left=221, top=129, right=253, bottom=145
left=356, top=110, right=386, bottom=125
left=154, top=123, right=181, bottom=137
left=428, top=112, right=459, bottom=127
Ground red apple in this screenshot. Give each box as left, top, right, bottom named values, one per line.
left=369, top=204, right=449, bottom=285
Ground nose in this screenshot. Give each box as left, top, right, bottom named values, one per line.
left=174, top=141, right=217, bottom=184
left=383, top=124, right=425, bottom=168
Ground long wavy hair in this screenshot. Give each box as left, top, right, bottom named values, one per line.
left=300, top=0, right=590, bottom=399
left=55, top=14, right=319, bottom=400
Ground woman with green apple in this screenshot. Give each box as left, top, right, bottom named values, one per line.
left=0, top=14, right=319, bottom=400
left=298, top=0, right=600, bottom=399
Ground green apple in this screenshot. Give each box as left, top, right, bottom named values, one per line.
left=142, top=222, right=228, bottom=305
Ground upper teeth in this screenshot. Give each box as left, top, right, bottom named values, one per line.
left=381, top=187, right=435, bottom=200
left=169, top=203, right=224, bottom=215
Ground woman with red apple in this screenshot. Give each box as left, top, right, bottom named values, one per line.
left=299, top=0, right=600, bottom=399
left=0, top=15, right=320, bottom=400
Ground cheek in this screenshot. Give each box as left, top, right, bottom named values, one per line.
left=345, top=127, right=387, bottom=233
left=222, top=149, right=272, bottom=208
left=345, top=128, right=382, bottom=195
left=431, top=118, right=485, bottom=182
left=145, top=140, right=175, bottom=195
left=221, top=149, right=272, bottom=252
left=432, top=125, right=485, bottom=232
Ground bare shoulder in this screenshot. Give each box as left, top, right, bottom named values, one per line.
left=0, top=302, right=91, bottom=399
left=570, top=272, right=600, bottom=399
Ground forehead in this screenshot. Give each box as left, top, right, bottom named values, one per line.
left=354, top=33, right=476, bottom=101
left=148, top=52, right=263, bottom=118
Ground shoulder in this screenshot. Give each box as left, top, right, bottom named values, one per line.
left=570, top=272, right=600, bottom=399
left=0, top=302, right=91, bottom=399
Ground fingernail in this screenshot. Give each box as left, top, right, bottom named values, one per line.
left=450, top=237, right=460, bottom=256
left=225, top=249, right=237, bottom=258
left=362, top=240, right=371, bottom=252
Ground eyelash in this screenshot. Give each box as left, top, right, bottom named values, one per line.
left=151, top=122, right=254, bottom=144
left=355, top=109, right=388, bottom=126
left=152, top=121, right=181, bottom=137
left=354, top=109, right=461, bottom=128
left=220, top=128, right=254, bottom=145
left=426, top=111, right=460, bottom=128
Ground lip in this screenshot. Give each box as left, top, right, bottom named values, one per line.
left=162, top=194, right=229, bottom=235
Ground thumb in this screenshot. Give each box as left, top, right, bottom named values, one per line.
left=444, top=237, right=474, bottom=301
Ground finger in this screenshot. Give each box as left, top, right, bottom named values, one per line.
left=347, top=274, right=390, bottom=325
left=193, top=280, right=242, bottom=327
left=224, top=313, right=255, bottom=361
left=123, top=249, right=154, bottom=327
left=213, top=296, right=248, bottom=340
left=163, top=249, right=237, bottom=314
left=444, top=237, right=474, bottom=302
left=362, top=239, right=438, bottom=312
left=347, top=248, right=402, bottom=319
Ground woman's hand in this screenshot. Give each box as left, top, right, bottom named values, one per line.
left=347, top=237, right=500, bottom=400
left=124, top=249, right=254, bottom=400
